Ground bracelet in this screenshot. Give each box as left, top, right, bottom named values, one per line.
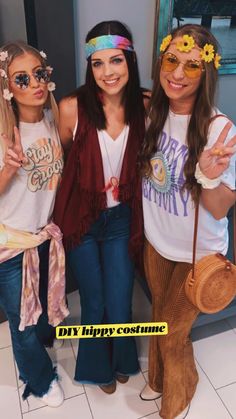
left=194, top=163, right=221, bottom=189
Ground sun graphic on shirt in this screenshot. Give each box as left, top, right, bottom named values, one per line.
left=150, top=152, right=172, bottom=193
left=151, top=157, right=165, bottom=185
left=149, top=149, right=185, bottom=201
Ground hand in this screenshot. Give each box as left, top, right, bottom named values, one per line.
left=199, top=121, right=236, bottom=179
left=2, top=126, right=27, bottom=175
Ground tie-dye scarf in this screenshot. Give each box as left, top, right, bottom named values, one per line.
left=0, top=222, right=69, bottom=331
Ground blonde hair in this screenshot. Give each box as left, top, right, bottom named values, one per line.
left=0, top=41, right=58, bottom=153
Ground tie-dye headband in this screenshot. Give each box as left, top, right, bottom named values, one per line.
left=85, top=35, right=134, bottom=59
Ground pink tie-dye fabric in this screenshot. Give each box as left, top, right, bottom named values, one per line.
left=0, top=222, right=69, bottom=331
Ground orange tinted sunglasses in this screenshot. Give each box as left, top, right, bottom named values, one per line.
left=161, top=52, right=205, bottom=79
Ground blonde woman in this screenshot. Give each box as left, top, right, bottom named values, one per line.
left=0, top=42, right=68, bottom=407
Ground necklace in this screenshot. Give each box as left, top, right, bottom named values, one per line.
left=101, top=126, right=128, bottom=201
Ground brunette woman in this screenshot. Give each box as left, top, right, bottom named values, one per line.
left=140, top=24, right=236, bottom=419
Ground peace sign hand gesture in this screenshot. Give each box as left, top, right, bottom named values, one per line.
left=2, top=126, right=27, bottom=175
left=199, top=121, right=236, bottom=179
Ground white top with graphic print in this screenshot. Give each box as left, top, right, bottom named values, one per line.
left=143, top=109, right=236, bottom=263
left=0, top=110, right=63, bottom=233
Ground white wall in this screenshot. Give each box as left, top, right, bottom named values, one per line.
left=0, top=0, right=235, bottom=122
left=73, top=0, right=236, bottom=123
left=0, top=0, right=27, bottom=43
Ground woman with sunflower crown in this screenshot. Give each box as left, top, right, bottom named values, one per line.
left=140, top=24, right=236, bottom=418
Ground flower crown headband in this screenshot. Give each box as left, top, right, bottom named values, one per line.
left=0, top=49, right=55, bottom=102
left=85, top=34, right=134, bottom=59
left=159, top=34, right=221, bottom=69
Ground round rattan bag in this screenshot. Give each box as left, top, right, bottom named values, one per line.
left=185, top=253, right=236, bottom=314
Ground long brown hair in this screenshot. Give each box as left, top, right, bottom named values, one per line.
left=69, top=20, right=145, bottom=130
left=140, top=24, right=219, bottom=202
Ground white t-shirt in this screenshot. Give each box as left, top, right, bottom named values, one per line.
left=0, top=110, right=63, bottom=233
left=97, top=126, right=129, bottom=208
left=143, top=109, right=236, bottom=263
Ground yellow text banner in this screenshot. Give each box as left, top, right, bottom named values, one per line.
left=56, top=322, right=168, bottom=339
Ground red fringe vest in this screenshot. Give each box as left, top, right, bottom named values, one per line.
left=53, top=103, right=145, bottom=269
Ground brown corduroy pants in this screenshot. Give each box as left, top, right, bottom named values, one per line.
left=144, top=239, right=200, bottom=419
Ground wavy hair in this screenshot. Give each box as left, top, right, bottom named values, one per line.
left=140, top=24, right=219, bottom=202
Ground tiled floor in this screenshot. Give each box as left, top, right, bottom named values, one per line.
left=1, top=281, right=236, bottom=419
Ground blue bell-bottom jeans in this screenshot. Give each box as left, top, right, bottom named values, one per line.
left=0, top=240, right=56, bottom=398
left=67, top=203, right=139, bottom=384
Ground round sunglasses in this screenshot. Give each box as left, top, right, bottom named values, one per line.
left=161, top=52, right=205, bottom=79
left=11, top=68, right=51, bottom=89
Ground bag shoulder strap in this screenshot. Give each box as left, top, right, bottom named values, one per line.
left=192, top=202, right=199, bottom=278
left=234, top=205, right=236, bottom=264
left=209, top=113, right=228, bottom=123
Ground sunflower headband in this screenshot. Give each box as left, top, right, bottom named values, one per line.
left=159, top=34, right=221, bottom=69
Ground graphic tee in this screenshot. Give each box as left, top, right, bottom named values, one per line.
left=143, top=110, right=236, bottom=262
left=0, top=110, right=63, bottom=233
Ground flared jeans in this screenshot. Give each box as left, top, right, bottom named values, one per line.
left=0, top=241, right=56, bottom=398
left=144, top=239, right=199, bottom=419
left=68, top=203, right=139, bottom=384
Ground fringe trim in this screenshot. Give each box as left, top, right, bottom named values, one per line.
left=63, top=182, right=143, bottom=254
left=62, top=187, right=107, bottom=250
left=63, top=218, right=93, bottom=251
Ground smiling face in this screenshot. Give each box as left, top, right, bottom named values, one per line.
left=8, top=52, right=49, bottom=118
left=160, top=36, right=204, bottom=113
left=91, top=48, right=129, bottom=99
